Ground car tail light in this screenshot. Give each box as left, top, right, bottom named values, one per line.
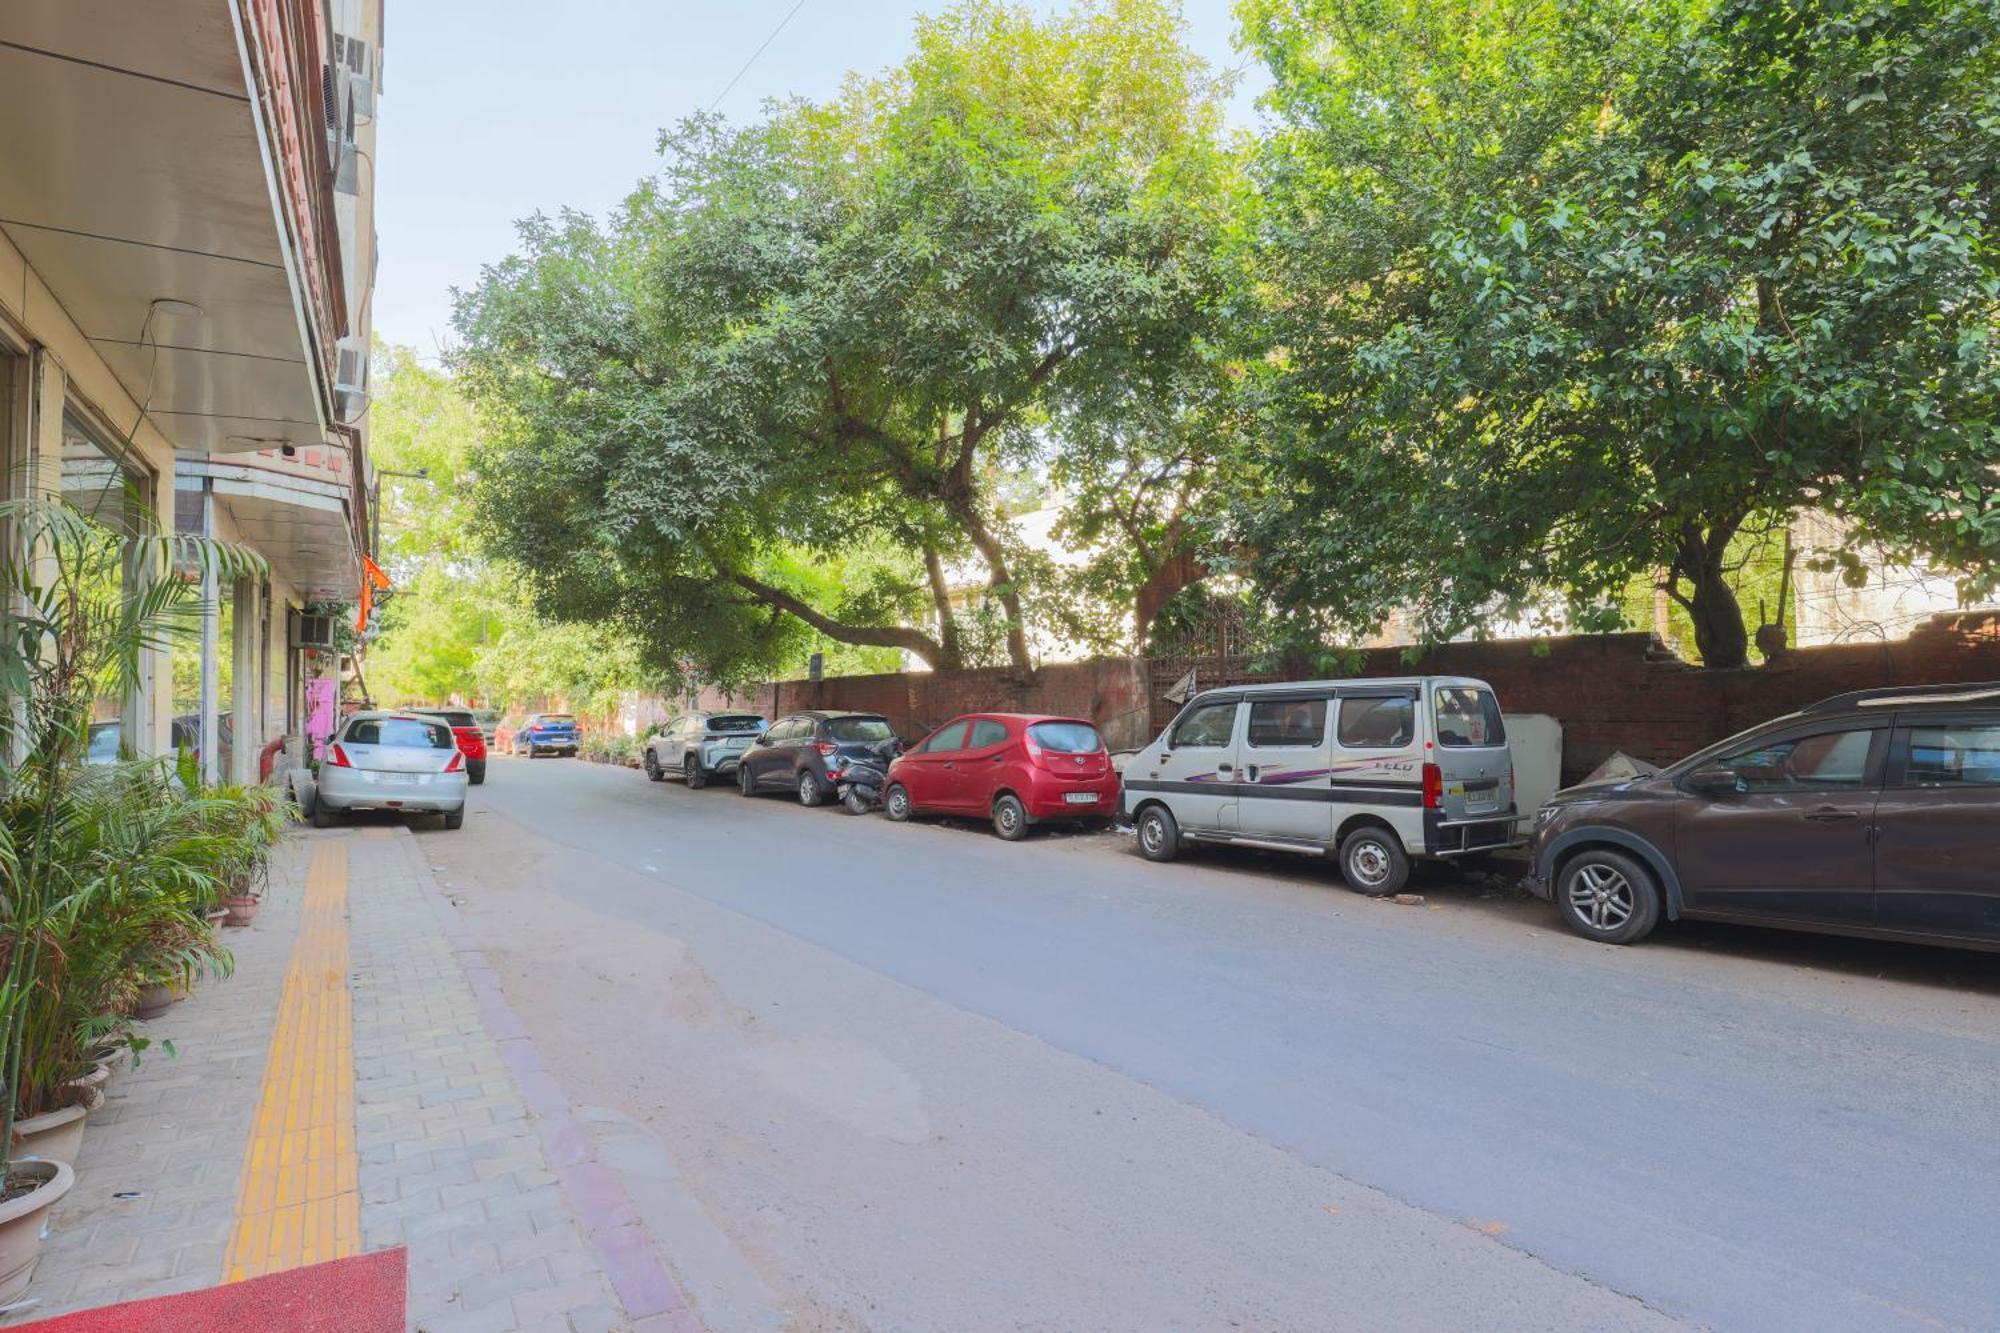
left=814, top=741, right=839, bottom=758
left=444, top=751, right=464, bottom=773
left=327, top=744, right=352, bottom=768
left=1422, top=762, right=1443, bottom=809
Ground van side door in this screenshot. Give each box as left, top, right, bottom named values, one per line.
left=1238, top=695, right=1335, bottom=845
left=1873, top=712, right=2000, bottom=940
left=1135, top=697, right=1243, bottom=833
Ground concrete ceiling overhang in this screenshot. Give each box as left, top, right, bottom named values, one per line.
left=178, top=457, right=359, bottom=601
left=0, top=3, right=332, bottom=455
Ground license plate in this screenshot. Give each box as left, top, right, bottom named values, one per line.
left=1063, top=792, right=1099, bottom=805
left=376, top=772, right=418, bottom=785
left=1465, top=798, right=1497, bottom=813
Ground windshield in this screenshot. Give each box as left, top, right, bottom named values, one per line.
left=706, top=715, right=765, bottom=735
left=827, top=716, right=894, bottom=742
left=1028, top=721, right=1101, bottom=753
left=1432, top=687, right=1506, bottom=747
left=349, top=718, right=453, bottom=748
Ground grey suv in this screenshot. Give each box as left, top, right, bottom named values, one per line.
left=644, top=711, right=767, bottom=788
left=1528, top=682, right=2000, bottom=950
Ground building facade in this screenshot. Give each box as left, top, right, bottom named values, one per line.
left=0, top=0, right=384, bottom=780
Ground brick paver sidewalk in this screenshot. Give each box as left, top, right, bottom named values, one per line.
left=11, top=825, right=696, bottom=1333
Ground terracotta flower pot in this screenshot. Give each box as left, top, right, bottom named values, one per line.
left=133, top=982, right=181, bottom=1020
left=0, top=1159, right=76, bottom=1304
left=11, top=1104, right=86, bottom=1166
left=221, top=894, right=261, bottom=927
left=203, top=907, right=229, bottom=928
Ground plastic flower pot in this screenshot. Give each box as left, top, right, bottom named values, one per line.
left=0, top=1159, right=76, bottom=1304
left=10, top=1104, right=86, bottom=1166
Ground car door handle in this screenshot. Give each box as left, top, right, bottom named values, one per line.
left=1804, top=807, right=1859, bottom=822
left=943, top=762, right=955, bottom=770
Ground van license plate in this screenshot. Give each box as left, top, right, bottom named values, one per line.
left=1465, top=797, right=1496, bottom=813
left=1063, top=792, right=1098, bottom=805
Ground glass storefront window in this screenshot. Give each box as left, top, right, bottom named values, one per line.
left=60, top=408, right=146, bottom=751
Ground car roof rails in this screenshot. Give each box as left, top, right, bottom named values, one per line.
left=1801, top=682, right=2000, bottom=713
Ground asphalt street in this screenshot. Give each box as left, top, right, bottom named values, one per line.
left=413, top=753, right=2000, bottom=1332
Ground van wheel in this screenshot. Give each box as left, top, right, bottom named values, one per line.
left=1136, top=805, right=1179, bottom=862
left=684, top=755, right=708, bottom=790
left=644, top=750, right=664, bottom=781
left=884, top=783, right=912, bottom=822
left=1556, top=849, right=1661, bottom=945
left=992, top=794, right=1028, bottom=841
left=1340, top=827, right=1409, bottom=896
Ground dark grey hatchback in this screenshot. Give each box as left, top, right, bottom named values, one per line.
left=1527, top=682, right=2000, bottom=950
left=737, top=711, right=899, bottom=806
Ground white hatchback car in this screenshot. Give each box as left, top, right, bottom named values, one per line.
left=315, top=711, right=470, bottom=829
left=1123, top=676, right=1521, bottom=895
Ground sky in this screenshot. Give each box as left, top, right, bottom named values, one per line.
left=371, top=1, right=1265, bottom=360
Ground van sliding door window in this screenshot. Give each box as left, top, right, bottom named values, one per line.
left=1337, top=696, right=1413, bottom=748
left=1247, top=700, right=1326, bottom=748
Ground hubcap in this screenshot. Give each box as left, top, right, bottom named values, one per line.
left=1000, top=804, right=1018, bottom=831
left=1142, top=816, right=1164, bottom=853
left=801, top=775, right=815, bottom=802
left=1349, top=839, right=1391, bottom=887
left=1568, top=863, right=1635, bottom=931
left=889, top=790, right=907, bottom=816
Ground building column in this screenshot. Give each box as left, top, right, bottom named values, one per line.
left=199, top=479, right=220, bottom=785
left=233, top=574, right=257, bottom=785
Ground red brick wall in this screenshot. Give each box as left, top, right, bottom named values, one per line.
left=1150, top=614, right=2000, bottom=783
left=671, top=614, right=2000, bottom=783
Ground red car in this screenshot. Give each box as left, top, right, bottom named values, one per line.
left=422, top=709, right=488, bottom=785
left=884, top=713, right=1119, bottom=839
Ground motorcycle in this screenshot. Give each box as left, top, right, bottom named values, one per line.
left=837, top=738, right=901, bottom=814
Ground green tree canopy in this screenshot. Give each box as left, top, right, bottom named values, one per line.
left=1240, top=0, right=2000, bottom=666
left=452, top=0, right=1248, bottom=680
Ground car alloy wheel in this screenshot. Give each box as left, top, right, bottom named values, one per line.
left=685, top=755, right=707, bottom=790
left=884, top=784, right=911, bottom=822
left=798, top=771, right=822, bottom=807
left=738, top=764, right=756, bottom=797
left=644, top=750, right=664, bottom=782
left=1557, top=849, right=1662, bottom=945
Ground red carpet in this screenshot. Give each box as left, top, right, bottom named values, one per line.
left=16, top=1248, right=405, bottom=1332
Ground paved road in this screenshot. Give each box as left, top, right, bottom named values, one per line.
left=416, top=754, right=2000, bottom=1332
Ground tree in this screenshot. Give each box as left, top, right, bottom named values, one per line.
left=1241, top=0, right=2000, bottom=666
left=453, top=0, right=1245, bottom=680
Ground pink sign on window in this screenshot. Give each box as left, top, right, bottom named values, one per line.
left=306, top=676, right=337, bottom=760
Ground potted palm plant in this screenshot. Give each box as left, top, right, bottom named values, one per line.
left=0, top=494, right=259, bottom=1301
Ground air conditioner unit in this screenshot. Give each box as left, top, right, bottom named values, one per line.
left=290, top=609, right=338, bottom=651
left=334, top=338, right=369, bottom=421
left=337, top=35, right=376, bottom=118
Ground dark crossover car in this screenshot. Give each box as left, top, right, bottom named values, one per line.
left=1528, top=682, right=2000, bottom=950
left=643, top=711, right=767, bottom=788
left=737, top=711, right=898, bottom=806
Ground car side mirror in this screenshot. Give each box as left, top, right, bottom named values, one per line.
left=1684, top=765, right=1740, bottom=796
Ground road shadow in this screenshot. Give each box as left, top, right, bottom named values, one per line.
left=1103, top=832, right=2000, bottom=997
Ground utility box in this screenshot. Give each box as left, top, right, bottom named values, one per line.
left=1505, top=713, right=1564, bottom=822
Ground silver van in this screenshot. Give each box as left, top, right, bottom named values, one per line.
left=1123, top=676, right=1520, bottom=895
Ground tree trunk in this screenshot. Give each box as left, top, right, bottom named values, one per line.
left=950, top=507, right=1033, bottom=671
left=922, top=547, right=965, bottom=671
left=1673, top=525, right=1750, bottom=669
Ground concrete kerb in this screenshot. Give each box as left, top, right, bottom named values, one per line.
left=392, top=828, right=705, bottom=1332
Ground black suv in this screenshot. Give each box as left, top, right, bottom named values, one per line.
left=738, top=711, right=898, bottom=806
left=1528, top=682, right=2000, bottom=950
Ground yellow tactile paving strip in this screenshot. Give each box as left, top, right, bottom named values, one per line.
left=221, top=838, right=361, bottom=1281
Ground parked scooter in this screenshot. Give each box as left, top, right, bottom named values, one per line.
left=837, top=738, right=901, bottom=814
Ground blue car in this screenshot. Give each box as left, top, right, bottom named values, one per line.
left=511, top=712, right=580, bottom=757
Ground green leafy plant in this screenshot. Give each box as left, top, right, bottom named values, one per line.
left=0, top=496, right=260, bottom=1173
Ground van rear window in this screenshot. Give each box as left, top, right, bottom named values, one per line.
left=1433, top=688, right=1506, bottom=747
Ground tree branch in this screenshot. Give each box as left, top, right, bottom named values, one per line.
left=726, top=570, right=945, bottom=666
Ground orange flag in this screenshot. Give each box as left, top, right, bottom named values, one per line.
left=354, top=554, right=391, bottom=633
